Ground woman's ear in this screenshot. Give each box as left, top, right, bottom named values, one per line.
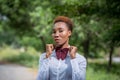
left=68, top=30, right=72, bottom=37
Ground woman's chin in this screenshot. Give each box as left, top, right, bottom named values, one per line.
left=55, top=43, right=62, bottom=47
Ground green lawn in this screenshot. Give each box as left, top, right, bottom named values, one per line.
left=86, top=63, right=120, bottom=80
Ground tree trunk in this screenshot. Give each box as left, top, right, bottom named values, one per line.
left=108, top=45, right=114, bottom=71
left=39, top=36, right=46, bottom=52
left=83, top=32, right=91, bottom=60
left=83, top=39, right=90, bottom=60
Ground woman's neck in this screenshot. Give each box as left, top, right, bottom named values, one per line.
left=58, top=40, right=69, bottom=49
left=61, top=43, right=69, bottom=49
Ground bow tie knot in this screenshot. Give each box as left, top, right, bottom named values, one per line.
left=55, top=48, right=69, bottom=60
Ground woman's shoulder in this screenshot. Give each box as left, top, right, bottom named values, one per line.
left=75, top=53, right=86, bottom=62
left=39, top=52, right=46, bottom=59
left=40, top=50, right=56, bottom=58
left=41, top=52, right=46, bottom=56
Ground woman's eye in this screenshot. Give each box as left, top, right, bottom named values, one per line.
left=59, top=30, right=63, bottom=32
left=52, top=31, right=56, bottom=33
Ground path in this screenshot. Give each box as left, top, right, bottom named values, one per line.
left=0, top=64, right=37, bottom=80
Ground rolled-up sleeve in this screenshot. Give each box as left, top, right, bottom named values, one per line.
left=37, top=53, right=50, bottom=80
left=70, top=54, right=87, bottom=80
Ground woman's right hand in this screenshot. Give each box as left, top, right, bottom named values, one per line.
left=46, top=44, right=54, bottom=58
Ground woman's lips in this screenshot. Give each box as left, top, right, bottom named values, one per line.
left=54, top=39, right=60, bottom=42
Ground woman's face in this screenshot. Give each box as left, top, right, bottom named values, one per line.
left=52, top=22, right=71, bottom=47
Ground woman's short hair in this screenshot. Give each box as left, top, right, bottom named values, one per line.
left=53, top=16, right=73, bottom=32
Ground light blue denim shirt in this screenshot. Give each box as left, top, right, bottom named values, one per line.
left=37, top=50, right=87, bottom=80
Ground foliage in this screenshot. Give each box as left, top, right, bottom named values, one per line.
left=0, top=45, right=19, bottom=61
left=0, top=0, right=35, bottom=35
left=0, top=0, right=120, bottom=68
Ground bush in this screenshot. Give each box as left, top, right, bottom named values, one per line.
left=0, top=46, right=40, bottom=68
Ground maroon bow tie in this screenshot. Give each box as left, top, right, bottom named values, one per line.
left=55, top=47, right=69, bottom=60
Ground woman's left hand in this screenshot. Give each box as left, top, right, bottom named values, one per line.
left=69, top=46, right=77, bottom=59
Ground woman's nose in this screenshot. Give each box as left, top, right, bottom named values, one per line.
left=54, top=32, right=59, bottom=37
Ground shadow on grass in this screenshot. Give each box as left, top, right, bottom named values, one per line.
left=88, top=62, right=120, bottom=76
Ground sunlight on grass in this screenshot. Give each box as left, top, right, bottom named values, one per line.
left=0, top=46, right=40, bottom=68
left=0, top=46, right=19, bottom=61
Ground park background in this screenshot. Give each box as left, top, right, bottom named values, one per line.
left=0, top=0, right=120, bottom=80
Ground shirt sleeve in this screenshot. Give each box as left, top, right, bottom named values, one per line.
left=37, top=53, right=50, bottom=80
left=70, top=54, right=87, bottom=80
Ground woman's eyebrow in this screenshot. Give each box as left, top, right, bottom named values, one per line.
left=57, top=28, right=64, bottom=31
left=53, top=27, right=63, bottom=30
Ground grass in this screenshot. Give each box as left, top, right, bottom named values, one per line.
left=0, top=46, right=40, bottom=68
left=0, top=46, right=120, bottom=80
left=7, top=52, right=39, bottom=68
left=86, top=63, right=120, bottom=80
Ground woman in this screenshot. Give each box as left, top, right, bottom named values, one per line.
left=37, top=16, right=87, bottom=80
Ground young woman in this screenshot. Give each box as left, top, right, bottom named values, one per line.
left=37, top=16, right=87, bottom=80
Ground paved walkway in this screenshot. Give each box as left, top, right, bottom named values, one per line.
left=0, top=64, right=37, bottom=80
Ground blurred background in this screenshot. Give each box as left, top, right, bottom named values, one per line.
left=0, top=0, right=120, bottom=80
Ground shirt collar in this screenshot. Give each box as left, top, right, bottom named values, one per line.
left=51, top=49, right=70, bottom=57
